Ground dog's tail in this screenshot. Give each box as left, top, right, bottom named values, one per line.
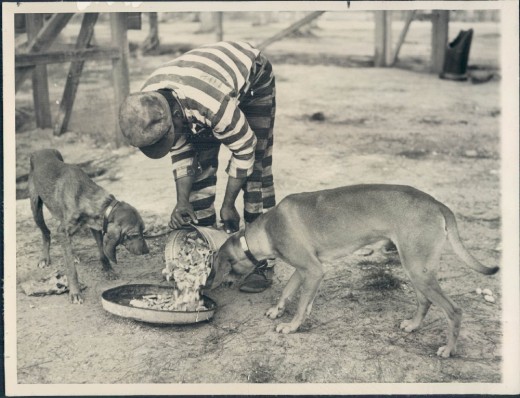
left=440, top=205, right=499, bottom=275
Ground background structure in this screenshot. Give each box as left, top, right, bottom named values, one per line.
left=9, top=6, right=511, bottom=389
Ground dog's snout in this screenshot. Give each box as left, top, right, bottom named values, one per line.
left=141, top=239, right=150, bottom=254
left=124, top=237, right=149, bottom=255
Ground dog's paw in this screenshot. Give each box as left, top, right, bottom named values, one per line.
left=69, top=292, right=84, bottom=304
left=266, top=306, right=284, bottom=319
left=37, top=258, right=51, bottom=268
left=400, top=319, right=419, bottom=332
left=436, top=345, right=454, bottom=358
left=103, top=269, right=120, bottom=280
left=275, top=322, right=298, bottom=334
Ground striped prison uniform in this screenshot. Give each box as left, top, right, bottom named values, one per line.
left=141, top=41, right=276, bottom=226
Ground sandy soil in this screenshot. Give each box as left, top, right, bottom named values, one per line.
left=13, top=14, right=502, bottom=384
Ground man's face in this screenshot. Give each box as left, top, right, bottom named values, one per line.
left=171, top=109, right=185, bottom=145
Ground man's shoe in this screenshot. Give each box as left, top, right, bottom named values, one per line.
left=239, top=261, right=274, bottom=293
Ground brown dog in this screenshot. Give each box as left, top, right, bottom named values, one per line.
left=28, top=149, right=149, bottom=304
left=209, top=184, right=499, bottom=358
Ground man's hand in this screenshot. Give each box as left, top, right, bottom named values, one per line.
left=221, top=176, right=246, bottom=234
left=169, top=202, right=198, bottom=229
left=220, top=205, right=240, bottom=234
left=171, top=175, right=197, bottom=229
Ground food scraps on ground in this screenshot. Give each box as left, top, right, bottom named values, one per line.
left=483, top=295, right=495, bottom=303
left=131, top=230, right=214, bottom=312
left=475, top=287, right=496, bottom=304
left=20, top=271, right=87, bottom=296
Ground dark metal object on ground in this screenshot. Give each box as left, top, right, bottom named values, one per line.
left=440, top=29, right=474, bottom=81
left=101, top=284, right=217, bottom=324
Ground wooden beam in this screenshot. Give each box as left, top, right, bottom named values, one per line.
left=215, top=12, right=223, bottom=42
left=15, top=13, right=74, bottom=92
left=431, top=10, right=450, bottom=74
left=390, top=10, right=416, bottom=66
left=54, top=13, right=99, bottom=136
left=26, top=14, right=52, bottom=128
left=16, top=47, right=120, bottom=67
left=258, top=11, right=325, bottom=51
left=110, top=13, right=130, bottom=148
left=374, top=11, right=393, bottom=67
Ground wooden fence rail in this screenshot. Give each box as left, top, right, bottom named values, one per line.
left=15, top=13, right=74, bottom=92
left=15, top=47, right=121, bottom=67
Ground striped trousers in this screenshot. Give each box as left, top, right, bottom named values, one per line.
left=189, top=54, right=276, bottom=227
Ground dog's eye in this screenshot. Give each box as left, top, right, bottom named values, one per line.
left=123, top=232, right=141, bottom=242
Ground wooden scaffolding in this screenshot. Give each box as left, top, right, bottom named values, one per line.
left=15, top=12, right=136, bottom=146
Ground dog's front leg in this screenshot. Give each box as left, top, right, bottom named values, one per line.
left=90, top=229, right=118, bottom=280
left=57, top=227, right=83, bottom=304
left=266, top=269, right=302, bottom=319
left=275, top=263, right=324, bottom=334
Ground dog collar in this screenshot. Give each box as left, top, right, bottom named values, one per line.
left=239, top=231, right=265, bottom=267
left=102, top=199, right=120, bottom=235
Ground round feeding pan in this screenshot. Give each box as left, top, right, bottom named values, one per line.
left=101, top=284, right=216, bottom=325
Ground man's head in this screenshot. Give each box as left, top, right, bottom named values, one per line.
left=118, top=91, right=175, bottom=159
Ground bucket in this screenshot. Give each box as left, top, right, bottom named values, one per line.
left=164, top=225, right=230, bottom=282
left=440, top=29, right=474, bottom=81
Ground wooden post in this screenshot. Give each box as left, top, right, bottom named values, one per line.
left=54, top=13, right=99, bottom=136
left=431, top=10, right=450, bottom=74
left=15, top=13, right=74, bottom=92
left=374, top=11, right=393, bottom=67
left=142, top=12, right=159, bottom=53
left=390, top=10, right=415, bottom=66
left=26, top=14, right=52, bottom=128
left=215, top=12, right=223, bottom=41
left=110, top=13, right=130, bottom=147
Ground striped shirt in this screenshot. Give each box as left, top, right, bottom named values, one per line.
left=141, top=41, right=261, bottom=180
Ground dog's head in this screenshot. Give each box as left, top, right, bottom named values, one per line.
left=103, top=201, right=149, bottom=263
left=205, top=233, right=256, bottom=290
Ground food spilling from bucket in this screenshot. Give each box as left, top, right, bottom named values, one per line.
left=130, top=229, right=214, bottom=312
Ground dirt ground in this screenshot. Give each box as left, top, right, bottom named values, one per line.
left=12, top=14, right=503, bottom=385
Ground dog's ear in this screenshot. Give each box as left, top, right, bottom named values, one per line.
left=227, top=234, right=255, bottom=275
left=206, top=242, right=236, bottom=290
left=103, top=224, right=122, bottom=263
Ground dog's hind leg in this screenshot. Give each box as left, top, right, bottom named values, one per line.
left=57, top=226, right=84, bottom=304
left=29, top=175, right=51, bottom=268
left=399, top=237, right=462, bottom=358
left=400, top=287, right=431, bottom=332
left=90, top=228, right=118, bottom=279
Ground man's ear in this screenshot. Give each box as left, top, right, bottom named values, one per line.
left=103, top=224, right=122, bottom=263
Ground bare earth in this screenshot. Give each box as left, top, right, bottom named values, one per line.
left=13, top=16, right=502, bottom=384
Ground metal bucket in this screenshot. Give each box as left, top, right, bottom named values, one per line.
left=164, top=225, right=229, bottom=280
left=440, top=29, right=474, bottom=81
